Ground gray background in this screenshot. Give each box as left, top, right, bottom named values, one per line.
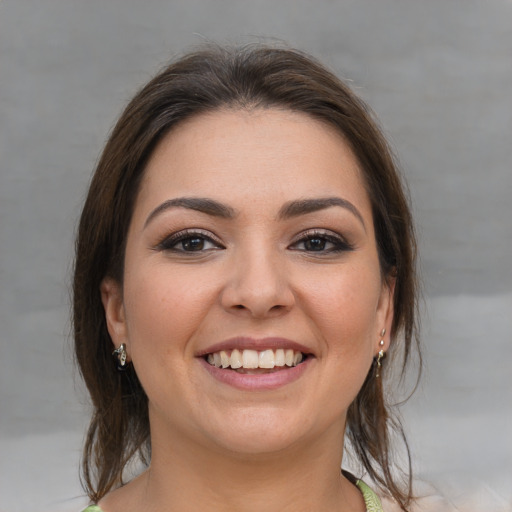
left=1, top=1, right=511, bottom=511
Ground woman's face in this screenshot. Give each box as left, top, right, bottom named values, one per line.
left=102, top=109, right=394, bottom=456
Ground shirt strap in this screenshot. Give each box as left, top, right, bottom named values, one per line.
left=342, top=469, right=384, bottom=512
left=355, top=478, right=384, bottom=512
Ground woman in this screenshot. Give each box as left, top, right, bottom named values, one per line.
left=74, top=44, right=419, bottom=512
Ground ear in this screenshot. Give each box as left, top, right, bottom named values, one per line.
left=100, top=277, right=129, bottom=356
left=376, top=276, right=396, bottom=353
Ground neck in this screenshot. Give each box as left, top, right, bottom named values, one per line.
left=116, top=420, right=365, bottom=512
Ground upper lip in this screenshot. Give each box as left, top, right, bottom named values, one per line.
left=196, top=337, right=313, bottom=357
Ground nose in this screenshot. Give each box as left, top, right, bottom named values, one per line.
left=220, top=246, right=295, bottom=318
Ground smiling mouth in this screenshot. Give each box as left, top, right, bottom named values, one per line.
left=205, top=348, right=306, bottom=373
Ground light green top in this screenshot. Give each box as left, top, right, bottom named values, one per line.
left=355, top=478, right=384, bottom=512
left=81, top=480, right=383, bottom=511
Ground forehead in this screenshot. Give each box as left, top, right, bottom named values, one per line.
left=136, top=108, right=371, bottom=217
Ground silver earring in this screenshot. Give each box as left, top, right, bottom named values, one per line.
left=379, top=328, right=385, bottom=350
left=379, top=329, right=386, bottom=349
left=112, top=343, right=128, bottom=371
left=375, top=349, right=385, bottom=378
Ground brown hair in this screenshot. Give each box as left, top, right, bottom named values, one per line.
left=73, top=44, right=420, bottom=510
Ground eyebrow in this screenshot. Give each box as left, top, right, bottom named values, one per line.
left=144, top=197, right=236, bottom=228
left=144, top=195, right=365, bottom=230
left=278, top=197, right=366, bottom=230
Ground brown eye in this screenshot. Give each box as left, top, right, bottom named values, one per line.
left=157, top=230, right=224, bottom=253
left=303, top=237, right=328, bottom=251
left=181, top=237, right=206, bottom=251
left=289, top=230, right=354, bottom=254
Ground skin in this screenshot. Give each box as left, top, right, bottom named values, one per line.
left=101, top=109, right=394, bottom=512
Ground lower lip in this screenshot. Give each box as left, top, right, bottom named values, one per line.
left=198, top=357, right=312, bottom=391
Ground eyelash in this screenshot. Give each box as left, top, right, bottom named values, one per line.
left=289, top=229, right=354, bottom=254
left=156, top=229, right=224, bottom=253
left=155, top=228, right=354, bottom=255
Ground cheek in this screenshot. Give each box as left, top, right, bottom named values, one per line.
left=123, top=264, right=219, bottom=358
left=302, top=263, right=381, bottom=355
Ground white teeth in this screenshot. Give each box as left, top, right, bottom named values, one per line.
left=275, top=348, right=285, bottom=367
left=220, top=350, right=230, bottom=368
left=206, top=348, right=305, bottom=369
left=285, top=349, right=294, bottom=367
left=259, top=349, right=275, bottom=369
left=242, top=349, right=259, bottom=369
left=230, top=349, right=242, bottom=369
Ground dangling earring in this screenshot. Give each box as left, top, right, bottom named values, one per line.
left=112, top=343, right=128, bottom=371
left=375, top=348, right=385, bottom=378
left=375, top=329, right=386, bottom=378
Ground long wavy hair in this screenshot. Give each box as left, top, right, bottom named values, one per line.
left=73, top=44, right=420, bottom=510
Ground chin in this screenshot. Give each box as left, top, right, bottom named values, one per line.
left=201, top=407, right=316, bottom=456
left=213, top=431, right=303, bottom=457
